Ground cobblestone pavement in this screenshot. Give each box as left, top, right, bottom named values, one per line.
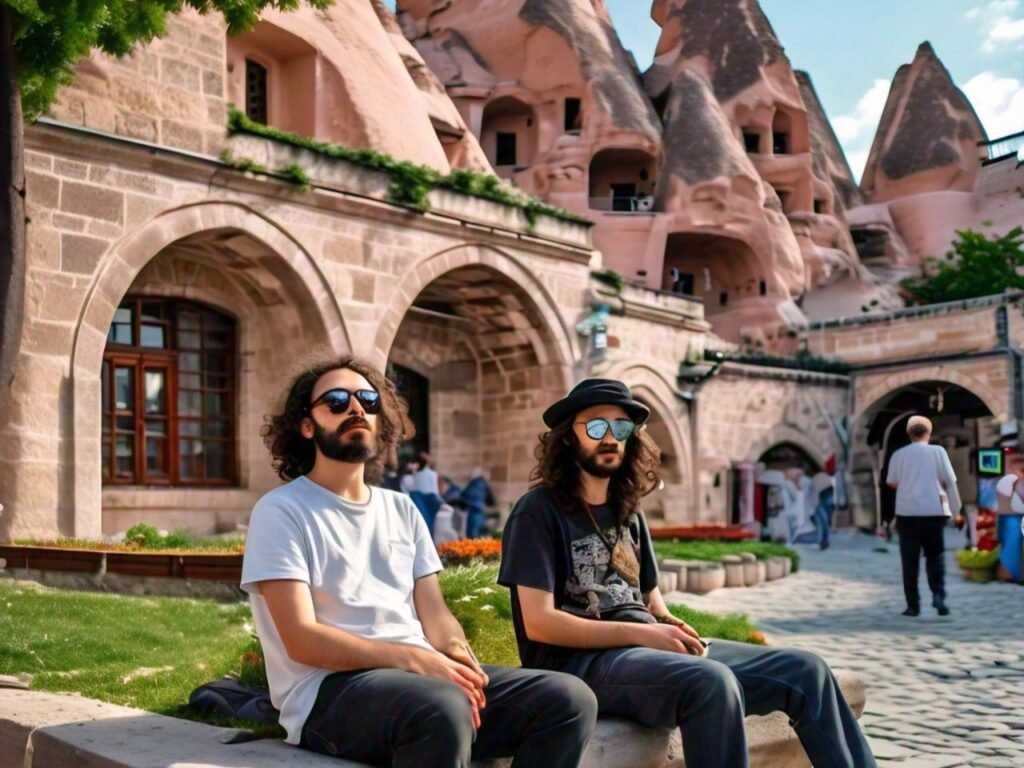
left=664, top=528, right=1024, bottom=768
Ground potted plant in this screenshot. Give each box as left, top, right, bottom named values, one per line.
left=955, top=547, right=1001, bottom=582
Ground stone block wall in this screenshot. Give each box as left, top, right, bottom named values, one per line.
left=50, top=9, right=228, bottom=156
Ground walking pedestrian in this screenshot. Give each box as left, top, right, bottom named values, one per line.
left=811, top=456, right=837, bottom=550
left=886, top=415, right=961, bottom=617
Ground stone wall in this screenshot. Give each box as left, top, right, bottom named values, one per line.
left=50, top=8, right=228, bottom=156
left=1, top=120, right=591, bottom=539
left=807, top=302, right=1002, bottom=366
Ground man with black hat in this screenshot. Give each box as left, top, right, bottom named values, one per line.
left=499, top=379, right=876, bottom=768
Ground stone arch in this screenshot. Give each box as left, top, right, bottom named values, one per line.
left=602, top=362, right=693, bottom=524
left=68, top=202, right=349, bottom=537
left=746, top=424, right=832, bottom=469
left=855, top=366, right=1007, bottom=423
left=377, top=244, right=577, bottom=515
left=369, top=243, right=577, bottom=376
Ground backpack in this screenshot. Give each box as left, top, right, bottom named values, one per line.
left=188, top=678, right=279, bottom=723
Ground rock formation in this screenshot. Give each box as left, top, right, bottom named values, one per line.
left=861, top=42, right=987, bottom=203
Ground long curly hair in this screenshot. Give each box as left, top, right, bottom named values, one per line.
left=530, top=415, right=662, bottom=523
left=262, top=356, right=412, bottom=484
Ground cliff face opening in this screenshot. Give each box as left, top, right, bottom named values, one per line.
left=588, top=148, right=659, bottom=212
left=226, top=21, right=318, bottom=137
left=481, top=97, right=538, bottom=178
left=662, top=232, right=764, bottom=310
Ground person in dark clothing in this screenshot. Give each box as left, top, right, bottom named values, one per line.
left=461, top=468, right=494, bottom=539
left=498, top=379, right=876, bottom=768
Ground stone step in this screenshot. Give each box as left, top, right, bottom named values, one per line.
left=0, top=670, right=864, bottom=768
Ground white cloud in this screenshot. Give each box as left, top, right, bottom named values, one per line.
left=962, top=71, right=1024, bottom=138
left=966, top=0, right=1024, bottom=51
left=831, top=79, right=891, bottom=183
left=832, top=79, right=891, bottom=143
left=845, top=150, right=870, bottom=182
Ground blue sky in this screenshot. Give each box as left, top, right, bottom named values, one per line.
left=385, top=1, right=1024, bottom=180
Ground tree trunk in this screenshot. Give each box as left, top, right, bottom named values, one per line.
left=0, top=3, right=25, bottom=429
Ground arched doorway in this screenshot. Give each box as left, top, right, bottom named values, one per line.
left=53, top=204, right=347, bottom=539
left=862, top=381, right=994, bottom=531
left=588, top=148, right=658, bottom=212
left=662, top=231, right=766, bottom=308
left=385, top=261, right=571, bottom=514
left=632, top=393, right=687, bottom=524
left=481, top=97, right=538, bottom=178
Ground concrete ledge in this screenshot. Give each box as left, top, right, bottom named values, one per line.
left=0, top=670, right=864, bottom=768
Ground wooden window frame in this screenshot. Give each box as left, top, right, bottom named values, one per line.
left=102, top=297, right=238, bottom=488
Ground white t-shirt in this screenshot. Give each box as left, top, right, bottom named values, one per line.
left=887, top=441, right=962, bottom=517
left=996, top=473, right=1024, bottom=513
left=412, top=466, right=440, bottom=496
left=241, top=477, right=442, bottom=744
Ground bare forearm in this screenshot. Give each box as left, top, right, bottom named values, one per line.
left=525, top=609, right=645, bottom=649
left=421, top=610, right=469, bottom=654
left=286, top=623, right=420, bottom=672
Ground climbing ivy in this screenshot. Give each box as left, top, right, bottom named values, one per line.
left=226, top=107, right=591, bottom=228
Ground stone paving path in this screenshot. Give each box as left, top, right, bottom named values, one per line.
left=664, top=528, right=1024, bottom=768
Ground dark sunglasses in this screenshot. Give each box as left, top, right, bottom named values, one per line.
left=575, top=417, right=635, bottom=442
left=308, top=388, right=381, bottom=415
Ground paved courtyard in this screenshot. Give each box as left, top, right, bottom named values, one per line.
left=666, top=528, right=1023, bottom=768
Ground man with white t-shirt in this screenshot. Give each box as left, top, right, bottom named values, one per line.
left=242, top=357, right=597, bottom=767
left=886, top=415, right=961, bottom=617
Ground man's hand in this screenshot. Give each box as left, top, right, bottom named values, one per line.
left=399, top=645, right=486, bottom=728
left=638, top=622, right=706, bottom=656
left=443, top=640, right=490, bottom=687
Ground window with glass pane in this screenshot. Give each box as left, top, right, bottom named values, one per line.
left=101, top=297, right=236, bottom=486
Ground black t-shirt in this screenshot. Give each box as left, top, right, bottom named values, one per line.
left=497, top=485, right=659, bottom=672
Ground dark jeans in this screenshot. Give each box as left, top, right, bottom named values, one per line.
left=815, top=501, right=834, bottom=547
left=896, top=515, right=947, bottom=609
left=571, top=639, right=876, bottom=768
left=300, top=664, right=597, bottom=768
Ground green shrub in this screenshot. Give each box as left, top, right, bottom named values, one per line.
left=124, top=523, right=164, bottom=549
left=226, top=107, right=591, bottom=229
left=955, top=547, right=1000, bottom=569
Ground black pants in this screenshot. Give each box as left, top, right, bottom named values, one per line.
left=572, top=639, right=875, bottom=768
left=300, top=664, right=597, bottom=768
left=896, top=515, right=946, bottom=609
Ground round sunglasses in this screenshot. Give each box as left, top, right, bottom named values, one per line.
left=308, top=388, right=382, bottom=415
left=575, top=417, right=636, bottom=442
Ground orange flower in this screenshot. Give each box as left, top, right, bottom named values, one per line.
left=437, top=538, right=502, bottom=565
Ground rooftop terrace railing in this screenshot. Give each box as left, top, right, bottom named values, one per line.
left=979, top=130, right=1024, bottom=164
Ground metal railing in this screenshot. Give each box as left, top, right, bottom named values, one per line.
left=588, top=196, right=657, bottom=213
left=979, top=130, right=1024, bottom=162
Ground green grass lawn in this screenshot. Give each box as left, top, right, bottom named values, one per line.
left=653, top=539, right=800, bottom=573
left=0, top=563, right=762, bottom=727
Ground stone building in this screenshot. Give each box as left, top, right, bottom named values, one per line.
left=0, top=0, right=1020, bottom=540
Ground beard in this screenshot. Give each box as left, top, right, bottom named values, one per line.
left=312, top=416, right=378, bottom=464
left=576, top=443, right=623, bottom=478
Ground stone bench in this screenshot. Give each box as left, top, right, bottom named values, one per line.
left=0, top=671, right=864, bottom=768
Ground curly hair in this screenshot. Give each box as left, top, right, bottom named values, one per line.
left=261, top=356, right=412, bottom=484
left=530, top=415, right=662, bottom=523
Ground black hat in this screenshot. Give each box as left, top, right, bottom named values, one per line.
left=542, top=379, right=650, bottom=428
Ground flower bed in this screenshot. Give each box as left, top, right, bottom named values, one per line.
left=649, top=525, right=755, bottom=541
left=436, top=538, right=502, bottom=567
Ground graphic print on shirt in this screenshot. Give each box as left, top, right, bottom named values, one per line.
left=564, top=526, right=643, bottom=618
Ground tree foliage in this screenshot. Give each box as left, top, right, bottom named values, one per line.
left=900, top=227, right=1024, bottom=305
left=5, top=0, right=331, bottom=119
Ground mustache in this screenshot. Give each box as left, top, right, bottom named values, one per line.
left=338, top=416, right=371, bottom=435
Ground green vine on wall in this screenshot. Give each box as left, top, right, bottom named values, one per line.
left=225, top=108, right=592, bottom=230
left=218, top=149, right=312, bottom=192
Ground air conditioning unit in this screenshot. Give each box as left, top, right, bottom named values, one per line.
left=634, top=196, right=655, bottom=212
